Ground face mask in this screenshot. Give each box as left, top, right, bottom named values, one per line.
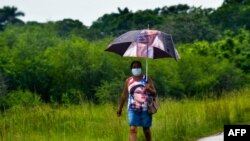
left=131, top=68, right=142, bottom=76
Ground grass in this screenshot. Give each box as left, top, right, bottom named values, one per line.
left=0, top=88, right=250, bottom=141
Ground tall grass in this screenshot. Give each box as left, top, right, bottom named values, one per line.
left=0, top=88, right=250, bottom=141
left=153, top=88, right=250, bottom=141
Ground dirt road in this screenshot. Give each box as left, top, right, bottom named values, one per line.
left=197, top=132, right=223, bottom=141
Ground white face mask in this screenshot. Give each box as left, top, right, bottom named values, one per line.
left=131, top=68, right=142, bottom=76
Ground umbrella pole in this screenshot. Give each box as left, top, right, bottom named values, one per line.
left=146, top=59, right=148, bottom=82
left=146, top=24, right=150, bottom=82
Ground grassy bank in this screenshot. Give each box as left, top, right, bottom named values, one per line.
left=0, top=88, right=250, bottom=141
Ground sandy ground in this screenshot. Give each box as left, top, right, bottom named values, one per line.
left=197, top=132, right=224, bottom=141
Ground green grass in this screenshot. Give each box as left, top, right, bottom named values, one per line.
left=0, top=88, right=250, bottom=141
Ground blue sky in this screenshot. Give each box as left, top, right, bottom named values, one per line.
left=1, top=0, right=224, bottom=26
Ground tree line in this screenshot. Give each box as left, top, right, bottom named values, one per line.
left=0, top=0, right=250, bottom=108
left=1, top=0, right=250, bottom=42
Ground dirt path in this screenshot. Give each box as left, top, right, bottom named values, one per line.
left=197, top=132, right=223, bottom=141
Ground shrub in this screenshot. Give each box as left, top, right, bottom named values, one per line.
left=0, top=72, right=7, bottom=96
left=61, top=89, right=85, bottom=104
left=1, top=89, right=41, bottom=109
left=95, top=77, right=124, bottom=104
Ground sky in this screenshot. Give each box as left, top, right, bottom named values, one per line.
left=1, top=0, right=224, bottom=26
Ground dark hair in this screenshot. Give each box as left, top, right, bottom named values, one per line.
left=130, top=61, right=142, bottom=69
left=130, top=84, right=144, bottom=95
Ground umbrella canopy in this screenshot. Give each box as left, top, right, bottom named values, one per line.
left=105, top=29, right=180, bottom=59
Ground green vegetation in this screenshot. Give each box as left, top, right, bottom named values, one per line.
left=0, top=6, right=24, bottom=30
left=0, top=24, right=249, bottom=105
left=0, top=88, right=250, bottom=141
left=0, top=1, right=250, bottom=140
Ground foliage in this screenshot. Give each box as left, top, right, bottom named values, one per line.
left=0, top=6, right=24, bottom=30
left=61, top=89, right=85, bottom=105
left=0, top=72, right=7, bottom=96
left=0, top=3, right=249, bottom=141
left=0, top=4, right=250, bottom=104
left=91, top=5, right=220, bottom=43
left=0, top=89, right=41, bottom=110
left=95, top=77, right=125, bottom=104
left=178, top=28, right=250, bottom=73
left=0, top=23, right=249, bottom=103
left=148, top=55, right=245, bottom=98
left=210, top=0, right=250, bottom=32
left=157, top=6, right=220, bottom=43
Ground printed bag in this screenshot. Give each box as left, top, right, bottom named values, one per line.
left=147, top=94, right=159, bottom=114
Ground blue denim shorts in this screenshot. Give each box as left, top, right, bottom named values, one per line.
left=128, top=110, right=152, bottom=127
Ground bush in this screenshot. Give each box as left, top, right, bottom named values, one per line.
left=1, top=90, right=41, bottom=110
left=172, top=55, right=244, bottom=98
left=95, top=77, right=124, bottom=104
left=0, top=72, right=7, bottom=96
left=61, top=89, right=85, bottom=104
left=143, top=55, right=243, bottom=98
left=214, top=61, right=245, bottom=96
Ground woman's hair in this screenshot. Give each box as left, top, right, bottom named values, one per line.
left=130, top=61, right=142, bottom=69
left=130, top=84, right=144, bottom=95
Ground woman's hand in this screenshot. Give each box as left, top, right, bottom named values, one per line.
left=144, top=83, right=150, bottom=91
left=144, top=82, right=156, bottom=95
left=117, top=109, right=122, bottom=117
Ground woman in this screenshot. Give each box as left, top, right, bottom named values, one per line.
left=117, top=61, right=156, bottom=141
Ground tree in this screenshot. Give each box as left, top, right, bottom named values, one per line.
left=160, top=4, right=190, bottom=15
left=54, top=19, right=88, bottom=38
left=158, top=6, right=219, bottom=43
left=223, top=0, right=249, bottom=5
left=210, top=0, right=250, bottom=32
left=0, top=6, right=25, bottom=30
left=90, top=7, right=163, bottom=36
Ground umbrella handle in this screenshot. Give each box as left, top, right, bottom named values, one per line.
left=146, top=24, right=150, bottom=82
left=146, top=59, right=148, bottom=82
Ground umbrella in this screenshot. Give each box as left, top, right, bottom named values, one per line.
left=105, top=29, right=180, bottom=80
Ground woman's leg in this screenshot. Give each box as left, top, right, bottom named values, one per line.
left=130, top=126, right=137, bottom=141
left=143, top=127, right=151, bottom=141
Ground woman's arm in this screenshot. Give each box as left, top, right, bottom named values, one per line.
left=117, top=78, right=129, bottom=117
left=145, top=76, right=156, bottom=95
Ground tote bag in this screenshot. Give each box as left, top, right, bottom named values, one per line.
left=147, top=94, right=159, bottom=114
